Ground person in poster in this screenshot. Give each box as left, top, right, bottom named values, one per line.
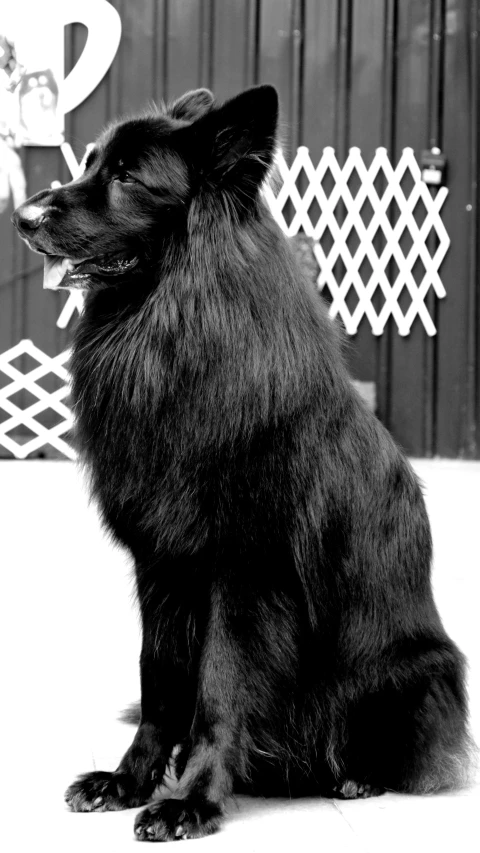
left=1, top=0, right=121, bottom=147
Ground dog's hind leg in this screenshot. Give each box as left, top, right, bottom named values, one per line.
left=334, top=638, right=472, bottom=796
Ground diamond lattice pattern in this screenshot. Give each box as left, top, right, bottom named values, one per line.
left=263, top=146, right=450, bottom=336
left=0, top=340, right=74, bottom=459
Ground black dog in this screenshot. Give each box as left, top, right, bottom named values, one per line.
left=13, top=85, right=472, bottom=841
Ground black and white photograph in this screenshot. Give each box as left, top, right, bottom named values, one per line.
left=1, top=1, right=479, bottom=851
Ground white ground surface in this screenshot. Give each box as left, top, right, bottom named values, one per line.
left=1, top=459, right=479, bottom=852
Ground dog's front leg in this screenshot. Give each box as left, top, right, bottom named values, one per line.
left=134, top=585, right=247, bottom=841
left=65, top=628, right=195, bottom=812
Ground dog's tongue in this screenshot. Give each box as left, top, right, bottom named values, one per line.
left=43, top=256, right=75, bottom=290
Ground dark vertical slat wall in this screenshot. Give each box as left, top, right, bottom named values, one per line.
left=389, top=0, right=430, bottom=453
left=472, top=0, right=480, bottom=457
left=348, top=0, right=386, bottom=387
left=211, top=1, right=256, bottom=97
left=258, top=0, right=299, bottom=153
left=0, top=170, right=21, bottom=352
left=303, top=0, right=337, bottom=162
left=1, top=0, right=479, bottom=458
left=437, top=0, right=478, bottom=456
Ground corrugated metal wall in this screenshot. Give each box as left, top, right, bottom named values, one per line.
left=1, top=0, right=479, bottom=457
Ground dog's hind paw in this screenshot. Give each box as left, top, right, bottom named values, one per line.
left=332, top=779, right=385, bottom=800
left=65, top=770, right=147, bottom=812
left=134, top=797, right=222, bottom=842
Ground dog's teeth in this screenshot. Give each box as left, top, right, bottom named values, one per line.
left=97, top=257, right=138, bottom=273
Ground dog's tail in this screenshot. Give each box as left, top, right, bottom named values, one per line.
left=412, top=727, right=479, bottom=794
left=118, top=701, right=141, bottom=725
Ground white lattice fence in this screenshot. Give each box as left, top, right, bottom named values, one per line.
left=0, top=340, right=74, bottom=459
left=264, top=146, right=449, bottom=336
left=1, top=145, right=450, bottom=459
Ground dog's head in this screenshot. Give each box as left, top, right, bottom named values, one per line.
left=12, top=85, right=278, bottom=291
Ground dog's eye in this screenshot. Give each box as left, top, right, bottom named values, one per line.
left=116, top=171, right=136, bottom=184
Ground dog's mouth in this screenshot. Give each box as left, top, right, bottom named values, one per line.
left=43, top=254, right=139, bottom=290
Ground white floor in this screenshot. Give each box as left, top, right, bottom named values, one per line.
left=1, top=459, right=479, bottom=852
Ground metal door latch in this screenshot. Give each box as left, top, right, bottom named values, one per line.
left=420, top=147, right=447, bottom=186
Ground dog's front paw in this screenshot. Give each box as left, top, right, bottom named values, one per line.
left=65, top=770, right=147, bottom=812
left=134, top=797, right=223, bottom=842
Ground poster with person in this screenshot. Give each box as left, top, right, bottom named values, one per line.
left=1, top=0, right=121, bottom=147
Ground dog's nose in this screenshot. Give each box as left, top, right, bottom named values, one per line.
left=12, top=204, right=47, bottom=233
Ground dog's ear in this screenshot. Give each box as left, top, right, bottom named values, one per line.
left=189, top=85, right=279, bottom=191
left=169, top=88, right=215, bottom=122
